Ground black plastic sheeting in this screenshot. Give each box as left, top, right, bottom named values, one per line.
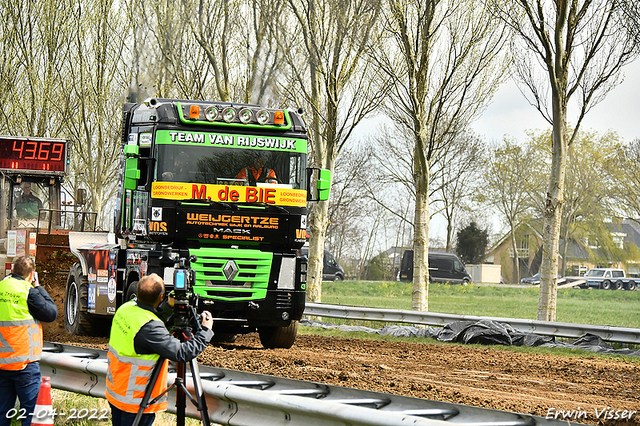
left=300, top=318, right=640, bottom=357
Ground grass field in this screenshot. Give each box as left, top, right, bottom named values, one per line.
left=320, top=280, right=640, bottom=328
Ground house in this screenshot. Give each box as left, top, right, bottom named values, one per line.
left=486, top=222, right=544, bottom=283
left=487, top=219, right=640, bottom=283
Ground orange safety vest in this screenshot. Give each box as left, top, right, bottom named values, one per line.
left=237, top=166, right=277, bottom=185
left=105, top=301, right=169, bottom=413
left=0, top=275, right=43, bottom=371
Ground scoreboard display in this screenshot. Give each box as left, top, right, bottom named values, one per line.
left=0, top=136, right=67, bottom=173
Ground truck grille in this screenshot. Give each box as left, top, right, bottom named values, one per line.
left=189, top=248, right=272, bottom=301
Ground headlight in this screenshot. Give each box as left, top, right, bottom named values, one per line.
left=204, top=106, right=218, bottom=122
left=238, top=108, right=253, bottom=124
left=222, top=107, right=236, bottom=123
left=256, top=109, right=270, bottom=125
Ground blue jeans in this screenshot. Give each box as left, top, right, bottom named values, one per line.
left=0, top=362, right=41, bottom=426
left=109, top=403, right=156, bottom=426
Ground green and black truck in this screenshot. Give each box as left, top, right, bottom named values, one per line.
left=63, top=98, right=330, bottom=348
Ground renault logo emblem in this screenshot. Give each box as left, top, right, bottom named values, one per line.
left=223, top=260, right=239, bottom=281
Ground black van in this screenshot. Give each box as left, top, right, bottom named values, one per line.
left=399, top=249, right=471, bottom=284
left=300, top=246, right=345, bottom=281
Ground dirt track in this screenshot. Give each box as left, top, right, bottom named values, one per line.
left=39, top=259, right=640, bottom=426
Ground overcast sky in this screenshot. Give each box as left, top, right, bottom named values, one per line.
left=471, top=59, right=640, bottom=144
left=354, top=58, right=640, bottom=247
left=435, top=58, right=640, bottom=244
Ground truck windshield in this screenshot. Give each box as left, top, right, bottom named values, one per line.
left=585, top=269, right=605, bottom=277
left=155, top=145, right=306, bottom=189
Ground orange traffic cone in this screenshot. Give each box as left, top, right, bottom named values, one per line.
left=31, top=376, right=54, bottom=426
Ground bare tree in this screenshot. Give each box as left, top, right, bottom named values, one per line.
left=607, top=138, right=640, bottom=222
left=1, top=0, right=73, bottom=136
left=376, top=0, right=507, bottom=311
left=491, top=0, right=639, bottom=320
left=60, top=0, right=132, bottom=227
left=620, top=0, right=640, bottom=44
left=283, top=0, right=385, bottom=302
left=527, top=129, right=619, bottom=275
left=176, top=0, right=287, bottom=104
left=485, top=139, right=534, bottom=282
left=0, top=2, right=21, bottom=132
left=325, top=146, right=377, bottom=262
left=433, top=131, right=486, bottom=251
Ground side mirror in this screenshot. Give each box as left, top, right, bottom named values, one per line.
left=76, top=188, right=86, bottom=206
left=123, top=145, right=141, bottom=190
left=307, top=168, right=331, bottom=201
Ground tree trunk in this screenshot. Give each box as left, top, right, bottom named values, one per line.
left=307, top=201, right=328, bottom=302
left=305, top=41, right=326, bottom=304
left=510, top=228, right=520, bottom=283
left=560, top=225, right=570, bottom=277
left=537, top=98, right=567, bottom=321
left=412, top=145, right=430, bottom=312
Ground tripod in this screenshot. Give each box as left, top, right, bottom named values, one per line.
left=132, top=304, right=211, bottom=426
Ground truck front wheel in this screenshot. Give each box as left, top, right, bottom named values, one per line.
left=258, top=320, right=298, bottom=349
left=125, top=281, right=139, bottom=301
left=64, top=263, right=100, bottom=335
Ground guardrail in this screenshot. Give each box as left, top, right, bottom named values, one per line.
left=304, top=303, right=640, bottom=345
left=41, top=343, right=578, bottom=426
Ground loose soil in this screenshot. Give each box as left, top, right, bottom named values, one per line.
left=38, top=260, right=640, bottom=426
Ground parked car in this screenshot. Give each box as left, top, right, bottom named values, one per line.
left=520, top=273, right=541, bottom=285
left=399, top=250, right=471, bottom=285
left=300, top=246, right=345, bottom=281
left=520, top=272, right=563, bottom=285
left=581, top=268, right=636, bottom=290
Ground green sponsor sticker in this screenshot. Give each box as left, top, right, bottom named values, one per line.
left=154, top=130, right=306, bottom=153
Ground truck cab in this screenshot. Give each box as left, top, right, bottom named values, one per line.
left=63, top=99, right=331, bottom=349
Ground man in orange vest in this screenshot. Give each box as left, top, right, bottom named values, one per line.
left=106, top=273, right=213, bottom=426
left=0, top=256, right=58, bottom=426
left=235, top=151, right=278, bottom=186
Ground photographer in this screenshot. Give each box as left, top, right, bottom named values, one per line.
left=0, top=256, right=57, bottom=426
left=106, top=273, right=213, bottom=426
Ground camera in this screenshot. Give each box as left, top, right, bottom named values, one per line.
left=173, top=255, right=197, bottom=302
left=170, top=255, right=201, bottom=332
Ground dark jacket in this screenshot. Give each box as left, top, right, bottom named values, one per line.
left=132, top=302, right=213, bottom=363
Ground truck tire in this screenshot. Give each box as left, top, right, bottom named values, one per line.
left=614, top=280, right=624, bottom=290
left=125, top=281, right=139, bottom=301
left=601, top=280, right=611, bottom=290
left=64, top=263, right=100, bottom=335
left=258, top=320, right=298, bottom=349
left=626, top=281, right=636, bottom=291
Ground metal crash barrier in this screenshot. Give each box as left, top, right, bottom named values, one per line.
left=304, top=303, right=640, bottom=345
left=41, top=343, right=580, bottom=426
